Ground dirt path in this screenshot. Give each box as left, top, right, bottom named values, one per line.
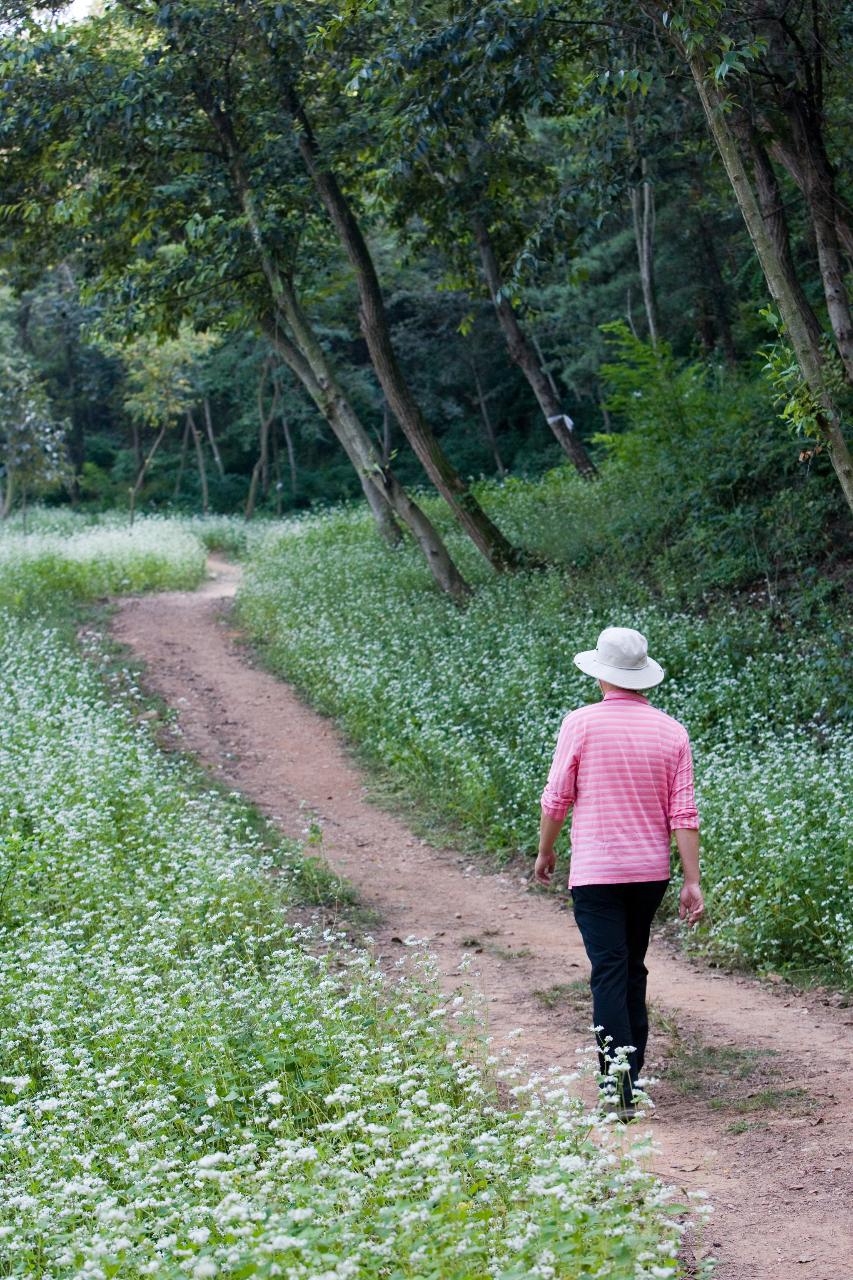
left=110, top=555, right=852, bottom=1280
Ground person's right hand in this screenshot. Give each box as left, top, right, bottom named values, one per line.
left=679, top=881, right=704, bottom=927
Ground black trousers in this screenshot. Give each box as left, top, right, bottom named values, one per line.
left=570, top=879, right=669, bottom=1105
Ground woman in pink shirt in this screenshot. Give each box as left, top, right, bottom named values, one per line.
left=535, top=627, right=704, bottom=1119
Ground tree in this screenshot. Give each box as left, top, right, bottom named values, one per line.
left=0, top=292, right=70, bottom=518
left=648, top=1, right=853, bottom=514
left=216, top=0, right=525, bottom=568
left=111, top=328, right=216, bottom=522
left=326, top=0, right=598, bottom=476
left=0, top=4, right=471, bottom=599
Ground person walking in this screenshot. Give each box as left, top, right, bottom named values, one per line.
left=534, top=626, right=704, bottom=1119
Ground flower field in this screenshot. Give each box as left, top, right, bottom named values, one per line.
left=0, top=530, right=689, bottom=1277
left=0, top=520, right=206, bottom=609
left=236, top=504, right=853, bottom=986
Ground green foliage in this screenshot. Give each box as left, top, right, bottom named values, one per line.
left=110, top=328, right=218, bottom=431
left=757, top=306, right=852, bottom=444
left=554, top=322, right=843, bottom=597
left=0, top=288, right=71, bottom=515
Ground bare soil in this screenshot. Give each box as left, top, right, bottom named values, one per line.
left=109, top=555, right=853, bottom=1280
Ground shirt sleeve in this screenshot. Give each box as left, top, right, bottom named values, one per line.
left=540, top=712, right=582, bottom=821
left=669, top=735, right=699, bottom=830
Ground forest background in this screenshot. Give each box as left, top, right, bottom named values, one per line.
left=1, top=0, right=850, bottom=586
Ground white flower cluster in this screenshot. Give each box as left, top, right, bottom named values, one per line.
left=0, top=605, right=686, bottom=1278
left=236, top=504, right=852, bottom=984
left=0, top=518, right=206, bottom=606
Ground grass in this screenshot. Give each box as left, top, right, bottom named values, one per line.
left=533, top=980, right=591, bottom=1014
left=650, top=1007, right=816, bottom=1119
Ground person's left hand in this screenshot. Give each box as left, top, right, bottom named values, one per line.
left=534, top=848, right=556, bottom=885
left=679, top=881, right=705, bottom=928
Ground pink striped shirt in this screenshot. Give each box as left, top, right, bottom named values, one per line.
left=540, top=690, right=699, bottom=887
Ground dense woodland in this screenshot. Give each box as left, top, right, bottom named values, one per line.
left=0, top=0, right=851, bottom=601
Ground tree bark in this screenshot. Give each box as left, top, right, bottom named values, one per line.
left=532, top=333, right=560, bottom=401
left=381, top=400, right=392, bottom=466
left=687, top=61, right=853, bottom=514
left=202, top=396, right=225, bottom=478
left=472, top=214, right=597, bottom=478
left=186, top=408, right=209, bottom=515
left=173, top=415, right=190, bottom=499
left=629, top=159, right=661, bottom=346
left=737, top=119, right=824, bottom=352
left=469, top=353, right=506, bottom=476
left=284, top=94, right=523, bottom=570
left=245, top=363, right=275, bottom=520
left=261, top=306, right=476, bottom=583
left=767, top=134, right=853, bottom=262
left=781, top=98, right=853, bottom=384
left=281, top=411, right=298, bottom=498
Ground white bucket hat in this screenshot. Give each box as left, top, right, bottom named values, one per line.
left=573, top=626, right=664, bottom=690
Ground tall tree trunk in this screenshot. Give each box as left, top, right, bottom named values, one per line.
left=381, top=400, right=392, bottom=466
left=767, top=134, right=853, bottom=263
left=469, top=353, right=506, bottom=476
left=0, top=467, right=15, bottom=519
left=202, top=396, right=225, bottom=478
left=629, top=159, right=661, bottom=345
left=186, top=408, right=209, bottom=515
left=261, top=308, right=475, bottom=588
left=359, top=463, right=405, bottom=547
left=261, top=313, right=470, bottom=589
left=531, top=333, right=561, bottom=401
left=246, top=361, right=275, bottom=520
left=285, top=95, right=523, bottom=570
left=129, top=423, right=167, bottom=526
left=281, top=411, right=298, bottom=498
left=472, top=214, right=597, bottom=478
left=173, top=415, right=191, bottom=499
left=196, top=94, right=470, bottom=598
left=686, top=61, right=853, bottom=514
left=737, top=121, right=824, bottom=351
left=271, top=427, right=284, bottom=516
left=782, top=99, right=853, bottom=384
left=691, top=194, right=738, bottom=365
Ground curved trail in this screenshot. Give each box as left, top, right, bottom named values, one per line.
left=111, top=555, right=851, bottom=1280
